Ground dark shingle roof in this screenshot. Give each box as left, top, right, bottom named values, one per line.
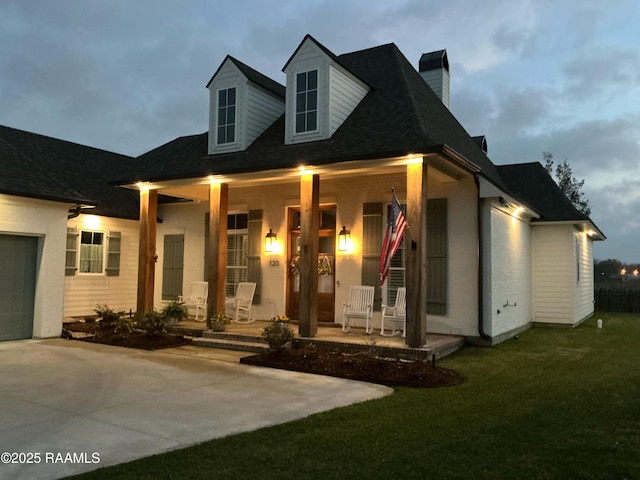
left=496, top=162, right=590, bottom=222
left=0, top=125, right=141, bottom=219
left=131, top=41, right=506, bottom=190
left=206, top=55, right=285, bottom=99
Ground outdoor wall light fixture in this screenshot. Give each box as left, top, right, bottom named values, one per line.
left=265, top=229, right=277, bottom=253
left=338, top=226, right=352, bottom=252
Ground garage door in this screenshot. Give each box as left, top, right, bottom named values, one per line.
left=0, top=234, right=37, bottom=341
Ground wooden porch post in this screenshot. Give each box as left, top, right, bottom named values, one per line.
left=406, top=160, right=428, bottom=347
left=207, top=182, right=228, bottom=322
left=136, top=188, right=158, bottom=315
left=299, top=173, right=319, bottom=337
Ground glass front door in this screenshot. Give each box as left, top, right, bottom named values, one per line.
left=287, top=207, right=336, bottom=323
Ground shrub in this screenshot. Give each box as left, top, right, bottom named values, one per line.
left=95, top=304, right=124, bottom=326
left=262, top=316, right=294, bottom=350
left=137, top=311, right=167, bottom=336
left=114, top=316, right=134, bottom=334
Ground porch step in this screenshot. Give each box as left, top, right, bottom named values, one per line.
left=201, top=330, right=266, bottom=343
left=293, top=335, right=466, bottom=361
left=192, top=336, right=269, bottom=354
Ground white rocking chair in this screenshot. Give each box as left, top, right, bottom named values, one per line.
left=381, top=287, right=406, bottom=337
left=225, top=282, right=257, bottom=323
left=178, top=281, right=208, bottom=321
left=342, top=285, right=375, bottom=334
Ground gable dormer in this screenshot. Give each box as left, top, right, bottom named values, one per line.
left=206, top=56, right=285, bottom=155
left=282, top=35, right=370, bottom=145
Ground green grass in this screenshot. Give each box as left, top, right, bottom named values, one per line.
left=70, top=313, right=640, bottom=479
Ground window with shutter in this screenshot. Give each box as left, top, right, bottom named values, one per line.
left=206, top=212, right=261, bottom=303
left=79, top=230, right=104, bottom=274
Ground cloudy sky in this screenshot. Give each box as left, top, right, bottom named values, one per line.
left=1, top=0, right=639, bottom=262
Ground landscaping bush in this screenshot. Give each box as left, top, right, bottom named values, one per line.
left=137, top=311, right=167, bottom=336
left=262, top=316, right=294, bottom=350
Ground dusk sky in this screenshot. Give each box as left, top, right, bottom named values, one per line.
left=1, top=0, right=638, bottom=262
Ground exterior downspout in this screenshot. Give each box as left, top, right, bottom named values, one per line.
left=475, top=175, right=491, bottom=341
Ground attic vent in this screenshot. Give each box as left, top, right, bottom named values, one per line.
left=472, top=135, right=488, bottom=154
left=419, top=49, right=450, bottom=109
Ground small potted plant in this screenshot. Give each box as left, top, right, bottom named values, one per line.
left=210, top=312, right=231, bottom=332
left=161, top=300, right=189, bottom=326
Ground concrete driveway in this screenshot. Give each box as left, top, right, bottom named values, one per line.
left=0, top=339, right=391, bottom=479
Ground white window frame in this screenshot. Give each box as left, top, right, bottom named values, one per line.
left=216, top=86, right=237, bottom=145
left=294, top=69, right=319, bottom=134
left=226, top=213, right=249, bottom=297
left=78, top=230, right=105, bottom=275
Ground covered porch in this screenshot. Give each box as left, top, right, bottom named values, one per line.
left=131, top=149, right=481, bottom=349
left=170, top=319, right=466, bottom=361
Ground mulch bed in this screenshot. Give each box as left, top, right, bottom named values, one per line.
left=64, top=321, right=462, bottom=388
left=241, top=347, right=462, bottom=388
left=63, top=321, right=190, bottom=351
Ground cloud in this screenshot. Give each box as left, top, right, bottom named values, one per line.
left=1, top=0, right=639, bottom=260
left=562, top=46, right=640, bottom=102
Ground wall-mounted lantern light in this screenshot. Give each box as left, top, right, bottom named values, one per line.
left=338, top=226, right=351, bottom=252
left=265, top=229, right=277, bottom=253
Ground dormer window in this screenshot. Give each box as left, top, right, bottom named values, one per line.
left=295, top=70, right=318, bottom=133
left=217, top=87, right=236, bottom=144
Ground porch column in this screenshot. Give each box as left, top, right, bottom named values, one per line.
left=207, top=182, right=228, bottom=322
left=406, top=160, right=428, bottom=347
left=136, top=188, right=158, bottom=315
left=299, top=173, right=319, bottom=337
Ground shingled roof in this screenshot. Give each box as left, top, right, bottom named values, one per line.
left=0, top=125, right=141, bottom=219
left=126, top=40, right=507, bottom=190
left=497, top=162, right=596, bottom=224
left=206, top=55, right=286, bottom=99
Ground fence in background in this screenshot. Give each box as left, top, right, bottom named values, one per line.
left=595, top=288, right=640, bottom=313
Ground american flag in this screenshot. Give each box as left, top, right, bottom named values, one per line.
left=379, top=191, right=407, bottom=286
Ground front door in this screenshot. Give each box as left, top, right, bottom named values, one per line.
left=287, top=206, right=336, bottom=323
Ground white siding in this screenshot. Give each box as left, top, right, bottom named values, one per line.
left=426, top=177, right=479, bottom=337
left=532, top=225, right=575, bottom=324
left=208, top=62, right=246, bottom=154
left=419, top=68, right=450, bottom=108
left=284, top=40, right=329, bottom=145
left=0, top=194, right=70, bottom=338
left=246, top=83, right=285, bottom=146
left=328, top=65, right=368, bottom=135
left=208, top=60, right=285, bottom=154
left=575, top=231, right=595, bottom=322
left=483, top=201, right=532, bottom=338
left=155, top=202, right=209, bottom=308
left=64, top=215, right=139, bottom=317
left=284, top=37, right=369, bottom=145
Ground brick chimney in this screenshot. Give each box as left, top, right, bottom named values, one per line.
left=419, top=50, right=450, bottom=109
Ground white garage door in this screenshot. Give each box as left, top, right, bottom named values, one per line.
left=0, top=234, right=37, bottom=341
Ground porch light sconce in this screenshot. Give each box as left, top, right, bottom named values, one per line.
left=265, top=229, right=277, bottom=253
left=338, top=226, right=351, bottom=252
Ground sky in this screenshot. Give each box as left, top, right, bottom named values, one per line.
left=1, top=0, right=639, bottom=262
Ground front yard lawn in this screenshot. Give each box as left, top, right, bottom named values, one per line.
left=69, top=313, right=640, bottom=480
